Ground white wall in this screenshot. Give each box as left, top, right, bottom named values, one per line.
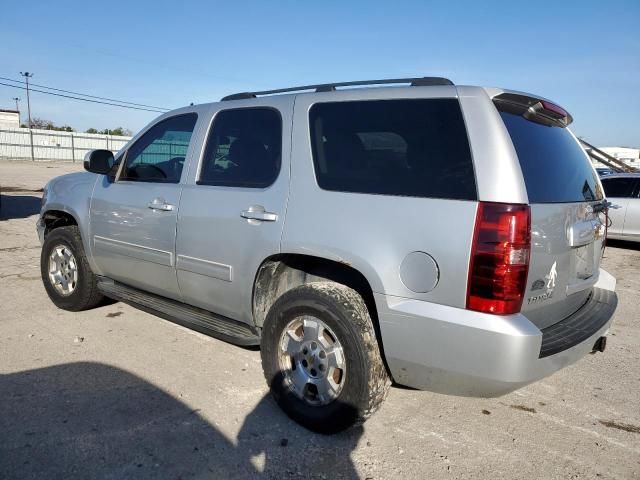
left=0, top=127, right=132, bottom=161
left=0, top=111, right=20, bottom=129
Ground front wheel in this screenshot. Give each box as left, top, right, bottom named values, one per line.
left=40, top=225, right=104, bottom=311
left=260, top=282, right=390, bottom=434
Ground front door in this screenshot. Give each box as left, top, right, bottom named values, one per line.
left=90, top=113, right=199, bottom=299
left=176, top=100, right=292, bottom=325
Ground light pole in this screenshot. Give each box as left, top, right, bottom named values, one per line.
left=19, top=72, right=33, bottom=128
left=20, top=72, right=35, bottom=161
left=12, top=97, right=20, bottom=114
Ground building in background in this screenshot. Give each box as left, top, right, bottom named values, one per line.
left=590, top=146, right=639, bottom=169
left=584, top=145, right=639, bottom=170
left=0, top=109, right=20, bottom=129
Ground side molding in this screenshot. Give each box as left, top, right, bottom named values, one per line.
left=176, top=254, right=233, bottom=282
left=93, top=235, right=174, bottom=267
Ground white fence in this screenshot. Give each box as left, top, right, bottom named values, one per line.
left=0, top=127, right=132, bottom=162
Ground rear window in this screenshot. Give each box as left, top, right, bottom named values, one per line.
left=499, top=111, right=603, bottom=203
left=309, top=99, right=476, bottom=200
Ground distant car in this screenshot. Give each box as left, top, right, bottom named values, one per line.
left=602, top=173, right=640, bottom=242
left=596, top=167, right=613, bottom=177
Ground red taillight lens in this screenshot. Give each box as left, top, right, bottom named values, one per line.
left=540, top=100, right=568, bottom=119
left=466, top=202, right=531, bottom=315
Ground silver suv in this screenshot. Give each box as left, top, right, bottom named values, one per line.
left=38, top=77, right=618, bottom=433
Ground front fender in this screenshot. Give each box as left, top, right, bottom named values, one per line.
left=41, top=172, right=101, bottom=274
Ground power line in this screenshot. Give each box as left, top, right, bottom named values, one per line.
left=0, top=76, right=170, bottom=111
left=0, top=81, right=168, bottom=113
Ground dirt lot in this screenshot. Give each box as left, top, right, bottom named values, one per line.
left=1, top=160, right=639, bottom=479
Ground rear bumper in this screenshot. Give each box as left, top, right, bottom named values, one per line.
left=376, top=268, right=617, bottom=397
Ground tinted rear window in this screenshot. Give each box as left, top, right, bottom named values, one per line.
left=500, top=111, right=603, bottom=203
left=309, top=99, right=476, bottom=200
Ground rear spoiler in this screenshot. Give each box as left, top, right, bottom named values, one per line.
left=493, top=92, right=573, bottom=127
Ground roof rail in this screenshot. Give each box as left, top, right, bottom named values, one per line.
left=220, top=77, right=454, bottom=101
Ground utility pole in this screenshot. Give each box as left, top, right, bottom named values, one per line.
left=19, top=72, right=33, bottom=128
left=20, top=72, right=35, bottom=161
left=12, top=97, right=20, bottom=114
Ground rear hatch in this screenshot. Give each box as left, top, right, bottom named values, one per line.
left=494, top=93, right=606, bottom=329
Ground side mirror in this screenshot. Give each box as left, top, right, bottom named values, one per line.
left=84, top=149, right=114, bottom=175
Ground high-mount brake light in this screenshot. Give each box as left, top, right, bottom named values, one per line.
left=539, top=100, right=568, bottom=119
left=466, top=202, right=531, bottom=315
left=492, top=93, right=573, bottom=126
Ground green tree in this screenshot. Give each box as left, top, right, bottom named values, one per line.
left=100, top=127, right=132, bottom=136
left=28, top=117, right=75, bottom=131
left=85, top=128, right=98, bottom=134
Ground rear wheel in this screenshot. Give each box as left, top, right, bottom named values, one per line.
left=261, top=282, right=390, bottom=433
left=40, top=226, right=104, bottom=311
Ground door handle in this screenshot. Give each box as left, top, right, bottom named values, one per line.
left=147, top=199, right=176, bottom=212
left=241, top=205, right=278, bottom=222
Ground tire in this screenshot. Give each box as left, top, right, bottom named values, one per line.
left=261, top=282, right=390, bottom=434
left=40, top=225, right=104, bottom=311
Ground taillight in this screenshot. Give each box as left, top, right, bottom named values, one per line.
left=466, top=202, right=531, bottom=315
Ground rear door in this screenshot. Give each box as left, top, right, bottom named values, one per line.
left=497, top=105, right=606, bottom=329
left=175, top=99, right=292, bottom=325
left=600, top=176, right=638, bottom=238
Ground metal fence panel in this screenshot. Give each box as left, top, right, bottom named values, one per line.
left=0, top=127, right=132, bottom=161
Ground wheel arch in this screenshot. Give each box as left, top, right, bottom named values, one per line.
left=41, top=207, right=101, bottom=275
left=252, top=253, right=390, bottom=373
left=42, top=209, right=78, bottom=237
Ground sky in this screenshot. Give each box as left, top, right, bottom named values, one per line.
left=1, top=0, right=638, bottom=146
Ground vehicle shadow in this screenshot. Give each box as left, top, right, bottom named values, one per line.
left=605, top=239, right=640, bottom=252
left=0, top=362, right=362, bottom=479
left=0, top=194, right=41, bottom=221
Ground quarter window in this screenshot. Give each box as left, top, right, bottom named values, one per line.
left=199, top=108, right=282, bottom=188
left=120, top=113, right=198, bottom=183
left=309, top=99, right=476, bottom=200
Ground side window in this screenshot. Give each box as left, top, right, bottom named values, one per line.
left=120, top=113, right=198, bottom=183
left=601, top=178, right=636, bottom=198
left=198, top=108, right=282, bottom=188
left=309, top=99, right=476, bottom=200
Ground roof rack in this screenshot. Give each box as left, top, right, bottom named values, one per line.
left=221, top=76, right=454, bottom=101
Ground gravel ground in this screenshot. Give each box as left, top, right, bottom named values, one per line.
left=1, top=160, right=639, bottom=479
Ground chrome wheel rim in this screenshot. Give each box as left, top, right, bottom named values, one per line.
left=48, top=244, right=78, bottom=296
left=278, top=315, right=346, bottom=406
